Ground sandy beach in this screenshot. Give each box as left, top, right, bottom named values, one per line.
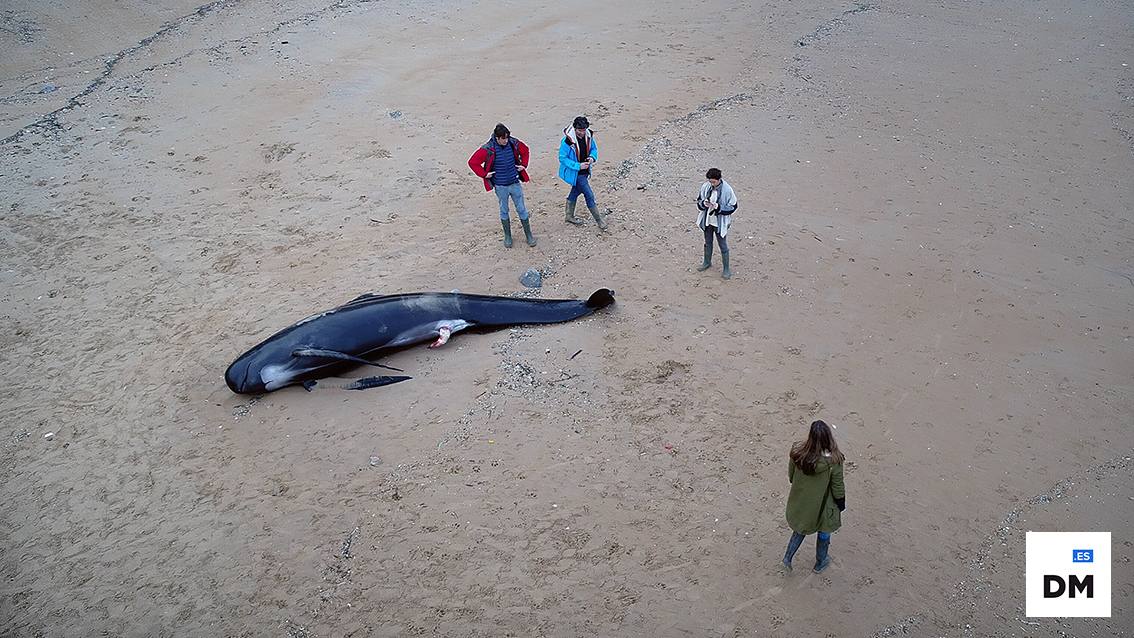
left=2, top=0, right=1132, bottom=636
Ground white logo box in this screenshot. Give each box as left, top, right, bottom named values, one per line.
left=1025, top=531, right=1111, bottom=617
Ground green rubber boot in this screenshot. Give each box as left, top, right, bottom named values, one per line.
left=564, top=200, right=584, bottom=225
left=588, top=205, right=608, bottom=230
left=721, top=250, right=732, bottom=280
left=501, top=219, right=513, bottom=248
left=697, top=245, right=712, bottom=271
left=520, top=219, right=537, bottom=247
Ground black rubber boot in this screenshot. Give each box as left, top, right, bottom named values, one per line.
left=501, top=219, right=513, bottom=248
left=520, top=219, right=537, bottom=247
left=588, top=205, right=608, bottom=230
left=564, top=200, right=583, bottom=225
left=697, top=245, right=712, bottom=271
left=721, top=250, right=732, bottom=280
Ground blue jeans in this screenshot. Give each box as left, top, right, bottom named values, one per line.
left=783, top=531, right=831, bottom=565
left=567, top=173, right=596, bottom=208
left=494, top=182, right=528, bottom=221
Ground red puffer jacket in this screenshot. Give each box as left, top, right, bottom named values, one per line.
left=468, top=138, right=530, bottom=192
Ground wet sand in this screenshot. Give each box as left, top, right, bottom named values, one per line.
left=1, top=0, right=1132, bottom=635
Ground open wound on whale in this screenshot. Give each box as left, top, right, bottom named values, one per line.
left=428, top=319, right=471, bottom=348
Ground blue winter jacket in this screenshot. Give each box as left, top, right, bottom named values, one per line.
left=558, top=130, right=598, bottom=186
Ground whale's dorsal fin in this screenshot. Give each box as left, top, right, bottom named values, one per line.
left=292, top=348, right=404, bottom=372
left=346, top=292, right=381, bottom=305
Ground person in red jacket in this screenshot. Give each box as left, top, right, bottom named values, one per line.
left=468, top=123, right=535, bottom=248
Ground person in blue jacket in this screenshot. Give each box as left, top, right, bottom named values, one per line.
left=558, top=116, right=607, bottom=230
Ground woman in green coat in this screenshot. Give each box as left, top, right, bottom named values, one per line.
left=782, top=420, right=846, bottom=573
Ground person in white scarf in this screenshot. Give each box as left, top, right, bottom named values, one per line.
left=695, top=167, right=739, bottom=279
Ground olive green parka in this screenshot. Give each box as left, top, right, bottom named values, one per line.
left=785, top=455, right=845, bottom=534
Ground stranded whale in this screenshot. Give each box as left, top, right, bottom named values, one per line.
left=225, top=288, right=615, bottom=394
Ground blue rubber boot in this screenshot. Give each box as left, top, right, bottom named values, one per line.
left=814, top=536, right=832, bottom=573
left=782, top=532, right=805, bottom=572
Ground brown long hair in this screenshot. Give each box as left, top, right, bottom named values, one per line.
left=790, top=420, right=845, bottom=475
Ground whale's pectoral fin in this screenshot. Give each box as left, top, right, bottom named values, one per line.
left=291, top=348, right=405, bottom=372
left=343, top=375, right=412, bottom=391
left=302, top=380, right=318, bottom=392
